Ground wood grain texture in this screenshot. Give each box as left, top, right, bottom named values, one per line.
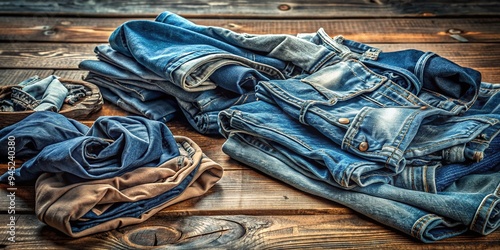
left=1, top=0, right=500, bottom=18
left=1, top=2, right=499, bottom=248
left=0, top=69, right=55, bottom=86
left=0, top=214, right=498, bottom=249
left=1, top=16, right=500, bottom=43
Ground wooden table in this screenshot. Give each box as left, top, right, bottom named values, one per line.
left=1, top=1, right=499, bottom=249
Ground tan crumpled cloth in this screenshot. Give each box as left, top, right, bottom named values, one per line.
left=35, top=136, right=223, bottom=237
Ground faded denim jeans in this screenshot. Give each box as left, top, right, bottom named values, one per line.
left=221, top=132, right=499, bottom=242
left=218, top=99, right=500, bottom=242
left=0, top=75, right=68, bottom=112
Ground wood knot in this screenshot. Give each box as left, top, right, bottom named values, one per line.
left=278, top=4, right=291, bottom=11
left=123, top=226, right=181, bottom=247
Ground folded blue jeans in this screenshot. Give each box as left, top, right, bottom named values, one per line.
left=221, top=133, right=499, bottom=242
left=80, top=45, right=260, bottom=134
left=219, top=98, right=500, bottom=193
left=0, top=112, right=180, bottom=184
left=85, top=73, right=178, bottom=122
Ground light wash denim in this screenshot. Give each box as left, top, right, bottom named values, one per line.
left=221, top=133, right=499, bottom=242
left=254, top=56, right=494, bottom=169
left=218, top=97, right=500, bottom=241
left=0, top=112, right=180, bottom=184
left=0, top=75, right=68, bottom=112
left=219, top=101, right=394, bottom=188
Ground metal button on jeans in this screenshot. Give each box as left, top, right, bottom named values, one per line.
left=338, top=117, right=350, bottom=124
left=359, top=141, right=369, bottom=152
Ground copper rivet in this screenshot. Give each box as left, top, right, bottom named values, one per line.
left=420, top=106, right=428, bottom=110
left=359, top=142, right=369, bottom=152
left=338, top=118, right=350, bottom=124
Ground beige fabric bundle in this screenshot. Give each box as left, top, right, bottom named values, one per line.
left=35, top=136, right=223, bottom=237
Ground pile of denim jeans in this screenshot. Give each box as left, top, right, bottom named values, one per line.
left=0, top=112, right=223, bottom=237
left=68, top=11, right=500, bottom=241
left=0, top=75, right=90, bottom=112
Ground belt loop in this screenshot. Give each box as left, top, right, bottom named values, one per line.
left=299, top=100, right=316, bottom=125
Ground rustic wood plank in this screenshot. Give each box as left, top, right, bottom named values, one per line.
left=1, top=16, right=500, bottom=43
left=1, top=0, right=500, bottom=18
left=0, top=69, right=54, bottom=86
left=0, top=43, right=96, bottom=69
left=0, top=168, right=346, bottom=215
left=0, top=213, right=498, bottom=249
left=1, top=43, right=499, bottom=82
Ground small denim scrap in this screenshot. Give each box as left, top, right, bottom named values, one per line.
left=0, top=75, right=92, bottom=112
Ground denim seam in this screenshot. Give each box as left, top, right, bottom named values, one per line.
left=422, top=165, right=429, bottom=193
left=317, top=30, right=341, bottom=54
left=410, top=166, right=416, bottom=191
left=412, top=214, right=436, bottom=239
left=339, top=60, right=386, bottom=101
left=469, top=194, right=495, bottom=234
left=368, top=91, right=403, bottom=107
left=230, top=110, right=314, bottom=151
left=384, top=82, right=425, bottom=106
left=404, top=121, right=491, bottom=156
left=415, top=52, right=435, bottom=86
left=359, top=94, right=387, bottom=107
left=310, top=52, right=339, bottom=73
left=420, top=88, right=469, bottom=112
left=361, top=60, right=421, bottom=94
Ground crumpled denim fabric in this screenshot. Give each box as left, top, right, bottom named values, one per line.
left=110, top=11, right=344, bottom=90
left=80, top=44, right=263, bottom=134
left=78, top=11, right=364, bottom=134
left=36, top=136, right=223, bottom=238
left=0, top=75, right=68, bottom=112
left=0, top=111, right=89, bottom=160
left=219, top=101, right=398, bottom=189
left=221, top=133, right=499, bottom=242
left=253, top=56, right=489, bottom=171
left=0, top=112, right=180, bottom=184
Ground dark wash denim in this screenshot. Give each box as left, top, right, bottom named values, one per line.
left=0, top=75, right=68, bottom=112
left=0, top=112, right=88, bottom=160
left=0, top=112, right=180, bottom=184
left=221, top=133, right=499, bottom=242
